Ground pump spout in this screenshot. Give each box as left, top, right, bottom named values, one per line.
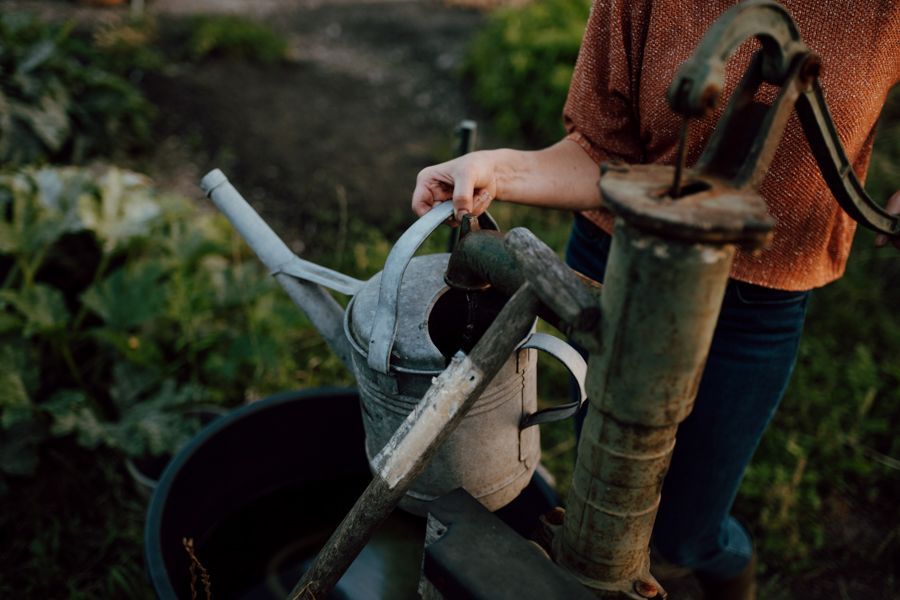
left=444, top=217, right=601, bottom=340
left=200, top=169, right=357, bottom=370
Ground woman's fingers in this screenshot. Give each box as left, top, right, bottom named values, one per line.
left=874, top=190, right=900, bottom=249
left=452, top=170, right=478, bottom=221
left=411, top=153, right=496, bottom=222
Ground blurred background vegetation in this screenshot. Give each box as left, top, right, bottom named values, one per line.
left=1, top=1, right=897, bottom=597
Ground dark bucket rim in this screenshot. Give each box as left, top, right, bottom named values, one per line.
left=143, top=386, right=358, bottom=600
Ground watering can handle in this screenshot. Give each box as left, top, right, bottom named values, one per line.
left=367, top=202, right=456, bottom=374
left=518, top=332, right=588, bottom=429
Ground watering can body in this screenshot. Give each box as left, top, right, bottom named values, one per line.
left=346, top=252, right=546, bottom=514
left=201, top=171, right=585, bottom=515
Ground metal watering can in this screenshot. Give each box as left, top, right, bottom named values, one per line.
left=200, top=169, right=587, bottom=515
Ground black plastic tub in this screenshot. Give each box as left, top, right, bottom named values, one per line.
left=145, top=387, right=557, bottom=599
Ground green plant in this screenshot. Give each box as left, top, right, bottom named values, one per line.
left=183, top=15, right=288, bottom=63
left=464, top=0, right=590, bottom=144
left=0, top=14, right=156, bottom=166
left=0, top=166, right=349, bottom=489
left=731, top=91, right=900, bottom=570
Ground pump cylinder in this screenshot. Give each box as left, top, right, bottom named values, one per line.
left=557, top=219, right=736, bottom=593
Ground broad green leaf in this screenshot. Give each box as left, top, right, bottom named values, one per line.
left=44, top=389, right=109, bottom=449
left=77, top=168, right=161, bottom=250
left=7, top=87, right=70, bottom=152
left=107, top=380, right=206, bottom=456
left=0, top=313, right=23, bottom=335
left=0, top=168, right=83, bottom=254
left=109, top=361, right=161, bottom=408
left=33, top=166, right=92, bottom=226
left=16, top=38, right=55, bottom=74
left=0, top=360, right=31, bottom=428
left=81, top=260, right=167, bottom=330
left=89, top=327, right=165, bottom=366
left=0, top=284, right=70, bottom=336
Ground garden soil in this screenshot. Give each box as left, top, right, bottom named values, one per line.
left=140, top=0, right=502, bottom=261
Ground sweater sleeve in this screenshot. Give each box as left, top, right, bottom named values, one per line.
left=563, top=0, right=646, bottom=166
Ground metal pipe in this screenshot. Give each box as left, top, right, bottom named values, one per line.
left=556, top=221, right=736, bottom=597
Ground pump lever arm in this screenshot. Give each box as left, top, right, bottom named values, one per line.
left=667, top=0, right=807, bottom=117
left=665, top=0, right=899, bottom=237
left=796, top=81, right=900, bottom=236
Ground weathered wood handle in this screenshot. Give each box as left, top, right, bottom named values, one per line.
left=287, top=285, right=540, bottom=600
left=504, top=227, right=601, bottom=332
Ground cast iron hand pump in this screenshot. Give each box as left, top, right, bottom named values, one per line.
left=557, top=2, right=898, bottom=598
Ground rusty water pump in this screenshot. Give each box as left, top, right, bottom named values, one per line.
left=198, top=1, right=896, bottom=598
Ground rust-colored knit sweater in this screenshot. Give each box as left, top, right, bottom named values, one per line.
left=565, top=0, right=899, bottom=290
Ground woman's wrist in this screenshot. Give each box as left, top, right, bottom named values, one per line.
left=487, top=142, right=601, bottom=210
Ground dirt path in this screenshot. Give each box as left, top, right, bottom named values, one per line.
left=139, top=0, right=492, bottom=258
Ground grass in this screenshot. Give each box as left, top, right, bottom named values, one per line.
left=0, top=440, right=154, bottom=598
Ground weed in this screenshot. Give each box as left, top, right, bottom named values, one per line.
left=183, top=15, right=288, bottom=64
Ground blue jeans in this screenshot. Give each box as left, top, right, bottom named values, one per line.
left=565, top=215, right=810, bottom=580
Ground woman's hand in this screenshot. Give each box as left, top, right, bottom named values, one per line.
left=411, top=140, right=603, bottom=221
left=874, top=190, right=900, bottom=250
left=411, top=150, right=501, bottom=222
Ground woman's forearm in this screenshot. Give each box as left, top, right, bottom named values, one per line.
left=490, top=139, right=602, bottom=211
left=411, top=138, right=602, bottom=220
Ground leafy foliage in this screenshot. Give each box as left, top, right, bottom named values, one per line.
left=181, top=15, right=288, bottom=63
left=463, top=0, right=590, bottom=144
left=0, top=166, right=348, bottom=486
left=0, top=442, right=154, bottom=599
left=739, top=92, right=900, bottom=568
left=0, top=14, right=156, bottom=166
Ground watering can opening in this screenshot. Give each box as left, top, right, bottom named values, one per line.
left=427, top=285, right=510, bottom=365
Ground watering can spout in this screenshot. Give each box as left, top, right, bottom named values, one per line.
left=200, top=168, right=357, bottom=369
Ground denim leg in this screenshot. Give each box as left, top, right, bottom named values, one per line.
left=652, top=281, right=809, bottom=579
left=565, top=215, right=613, bottom=434
left=563, top=216, right=810, bottom=580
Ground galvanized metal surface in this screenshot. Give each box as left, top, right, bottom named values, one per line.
left=289, top=284, right=541, bottom=600
left=201, top=170, right=366, bottom=295
left=203, top=169, right=588, bottom=519
left=367, top=201, right=454, bottom=375
left=518, top=332, right=588, bottom=429
left=347, top=251, right=586, bottom=514
left=357, top=338, right=541, bottom=514
left=200, top=169, right=355, bottom=369
left=346, top=253, right=452, bottom=376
